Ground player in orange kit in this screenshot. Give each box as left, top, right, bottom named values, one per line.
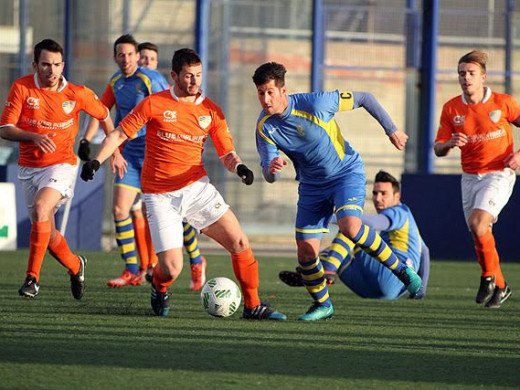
left=435, top=50, right=520, bottom=308
left=0, top=39, right=114, bottom=299
left=81, top=48, right=286, bottom=319
left=136, top=40, right=208, bottom=290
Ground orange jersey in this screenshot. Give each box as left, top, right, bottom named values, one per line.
left=119, top=88, right=235, bottom=193
left=436, top=89, right=520, bottom=173
left=1, top=74, right=109, bottom=167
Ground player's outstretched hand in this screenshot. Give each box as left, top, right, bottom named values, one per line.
left=80, top=160, right=100, bottom=182
left=77, top=139, right=91, bottom=161
left=236, top=164, right=254, bottom=185
left=389, top=130, right=408, bottom=151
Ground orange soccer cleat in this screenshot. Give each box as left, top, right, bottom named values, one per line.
left=190, top=257, right=207, bottom=291
left=107, top=270, right=143, bottom=288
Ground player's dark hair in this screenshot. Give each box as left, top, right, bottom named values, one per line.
left=33, top=39, right=64, bottom=63
left=252, top=62, right=286, bottom=87
left=374, top=170, right=400, bottom=193
left=171, top=48, right=202, bottom=74
left=458, top=50, right=487, bottom=74
left=114, top=34, right=138, bottom=56
left=138, top=42, right=158, bottom=54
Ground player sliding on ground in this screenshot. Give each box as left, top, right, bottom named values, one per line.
left=252, top=62, right=422, bottom=321
left=434, top=50, right=520, bottom=308
left=280, top=171, right=430, bottom=300
left=81, top=48, right=286, bottom=320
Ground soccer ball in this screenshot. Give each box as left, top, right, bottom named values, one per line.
left=201, top=277, right=242, bottom=318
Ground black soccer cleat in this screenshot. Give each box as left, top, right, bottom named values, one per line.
left=476, top=275, right=496, bottom=304
left=242, top=303, right=287, bottom=320
left=70, top=255, right=87, bottom=300
left=151, top=285, right=170, bottom=316
left=485, top=284, right=512, bottom=309
left=279, top=269, right=304, bottom=287
left=19, top=275, right=39, bottom=298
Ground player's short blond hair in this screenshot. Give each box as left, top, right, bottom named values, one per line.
left=458, top=50, right=488, bottom=73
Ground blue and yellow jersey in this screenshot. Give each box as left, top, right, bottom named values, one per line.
left=379, top=203, right=422, bottom=267
left=255, top=91, right=362, bottom=184
left=101, top=66, right=169, bottom=153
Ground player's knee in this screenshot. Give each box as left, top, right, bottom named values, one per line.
left=227, top=234, right=250, bottom=254
left=31, top=200, right=53, bottom=222
left=297, top=245, right=319, bottom=262
left=340, top=225, right=360, bottom=240
left=113, top=204, right=129, bottom=220
left=161, top=262, right=183, bottom=280
left=131, top=208, right=144, bottom=219
left=337, top=216, right=363, bottom=240
left=468, top=217, right=490, bottom=236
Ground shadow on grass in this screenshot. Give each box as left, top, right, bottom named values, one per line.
left=0, top=333, right=518, bottom=387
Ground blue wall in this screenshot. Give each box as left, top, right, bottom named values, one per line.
left=3, top=164, right=105, bottom=250
left=402, top=173, right=520, bottom=261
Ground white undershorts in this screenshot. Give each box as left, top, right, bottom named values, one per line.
left=18, top=163, right=77, bottom=214
left=131, top=194, right=142, bottom=212
left=461, top=168, right=516, bottom=226
left=142, top=176, right=229, bottom=253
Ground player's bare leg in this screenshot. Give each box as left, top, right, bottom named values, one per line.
left=202, top=210, right=286, bottom=320
left=150, top=247, right=183, bottom=316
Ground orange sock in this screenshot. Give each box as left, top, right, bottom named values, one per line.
left=473, top=231, right=505, bottom=288
left=47, top=231, right=80, bottom=275
left=152, top=264, right=174, bottom=293
left=145, top=218, right=158, bottom=267
left=133, top=215, right=150, bottom=270
left=27, top=221, right=52, bottom=281
left=231, top=248, right=260, bottom=309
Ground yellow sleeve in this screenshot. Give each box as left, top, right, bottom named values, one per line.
left=338, top=91, right=354, bottom=112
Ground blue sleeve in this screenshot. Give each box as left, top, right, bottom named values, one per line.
left=380, top=206, right=407, bottom=231
left=151, top=73, right=169, bottom=93
left=262, top=165, right=280, bottom=183
left=255, top=123, right=280, bottom=183
left=352, top=91, right=397, bottom=135
left=361, top=214, right=391, bottom=231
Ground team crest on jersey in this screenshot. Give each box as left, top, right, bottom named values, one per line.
left=163, top=110, right=177, bottom=122
left=453, top=115, right=465, bottom=126
left=62, top=100, right=76, bottom=114
left=26, top=97, right=40, bottom=109
left=198, top=115, right=211, bottom=129
left=489, top=110, right=501, bottom=123
left=296, top=125, right=305, bottom=137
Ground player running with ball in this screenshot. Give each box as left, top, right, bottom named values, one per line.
left=81, top=48, right=286, bottom=320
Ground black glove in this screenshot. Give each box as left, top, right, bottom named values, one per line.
left=78, top=139, right=91, bottom=161
left=236, top=164, right=254, bottom=185
left=80, top=160, right=100, bottom=181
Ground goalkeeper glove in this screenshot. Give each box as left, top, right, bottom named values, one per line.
left=80, top=160, right=100, bottom=181
left=236, top=164, right=254, bottom=185
left=78, top=139, right=91, bottom=161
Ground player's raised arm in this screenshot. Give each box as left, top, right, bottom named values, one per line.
left=349, top=91, right=407, bottom=150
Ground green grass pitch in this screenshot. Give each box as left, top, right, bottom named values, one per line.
left=0, top=250, right=519, bottom=389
